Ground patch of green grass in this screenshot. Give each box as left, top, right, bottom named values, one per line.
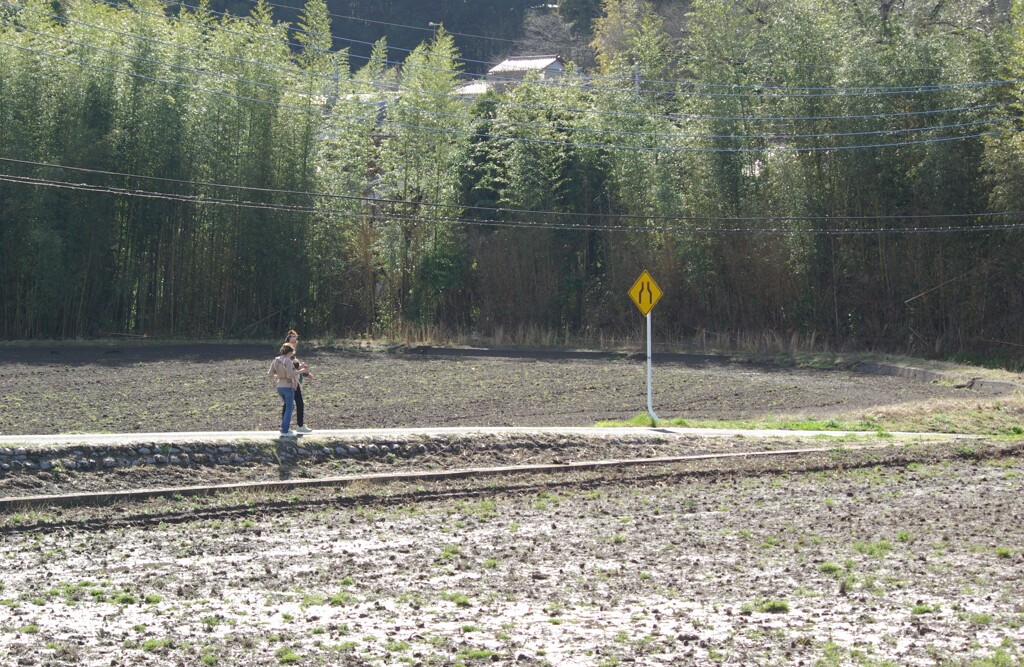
left=911, top=602, right=940, bottom=615
left=994, top=547, right=1013, bottom=558
left=329, top=591, right=355, bottom=606
left=456, top=647, right=498, bottom=661
left=19, top=624, right=40, bottom=634
left=853, top=540, right=892, bottom=558
left=458, top=499, right=499, bottom=520
left=440, top=544, right=461, bottom=560
left=818, top=562, right=842, bottom=576
left=142, top=638, right=173, bottom=653
left=595, top=413, right=660, bottom=428
left=443, top=592, right=472, bottom=608
left=300, top=593, right=326, bottom=608
left=144, top=594, right=163, bottom=604
left=961, top=612, right=993, bottom=625
left=741, top=599, right=790, bottom=614
left=596, top=414, right=881, bottom=432
left=611, top=533, right=627, bottom=545
left=896, top=531, right=911, bottom=543
left=978, top=638, right=1023, bottom=666
left=275, top=646, right=301, bottom=664
left=481, top=558, right=499, bottom=569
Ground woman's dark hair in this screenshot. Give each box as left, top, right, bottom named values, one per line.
left=280, top=343, right=295, bottom=355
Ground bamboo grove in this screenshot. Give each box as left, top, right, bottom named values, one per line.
left=1, top=0, right=1023, bottom=356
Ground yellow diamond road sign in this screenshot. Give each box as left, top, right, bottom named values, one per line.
left=629, top=270, right=662, bottom=315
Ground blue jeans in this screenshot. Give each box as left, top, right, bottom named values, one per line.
left=277, top=387, right=295, bottom=433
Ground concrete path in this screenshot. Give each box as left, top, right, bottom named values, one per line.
left=0, top=426, right=979, bottom=447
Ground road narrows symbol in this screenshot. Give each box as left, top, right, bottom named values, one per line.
left=629, top=270, right=663, bottom=316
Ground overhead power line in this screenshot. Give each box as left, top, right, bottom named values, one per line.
left=4, top=156, right=1023, bottom=225
left=241, top=0, right=521, bottom=43
left=3, top=38, right=1017, bottom=153
left=184, top=0, right=1016, bottom=92
left=7, top=0, right=1018, bottom=99
left=5, top=3, right=1012, bottom=127
left=4, top=27, right=1014, bottom=144
left=3, top=172, right=1021, bottom=235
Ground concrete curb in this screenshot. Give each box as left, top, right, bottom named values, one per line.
left=855, top=362, right=1024, bottom=394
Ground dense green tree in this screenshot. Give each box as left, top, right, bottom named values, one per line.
left=1, top=0, right=1020, bottom=356
left=375, top=28, right=472, bottom=329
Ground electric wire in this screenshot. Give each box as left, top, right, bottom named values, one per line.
left=5, top=25, right=1015, bottom=144
left=173, top=0, right=1015, bottom=94
left=234, top=0, right=522, bottom=43
left=8, top=0, right=1017, bottom=99
left=8, top=154, right=1024, bottom=221
left=4, top=37, right=1018, bottom=153
left=238, top=0, right=990, bottom=78
left=3, top=1, right=1015, bottom=124
left=3, top=172, right=1021, bottom=235
left=4, top=156, right=1023, bottom=226
left=6, top=7, right=1013, bottom=127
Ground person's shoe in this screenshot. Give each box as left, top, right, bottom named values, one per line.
left=279, top=430, right=297, bottom=437
left=296, top=426, right=313, bottom=434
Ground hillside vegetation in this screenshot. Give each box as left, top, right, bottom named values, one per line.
left=1, top=0, right=1022, bottom=362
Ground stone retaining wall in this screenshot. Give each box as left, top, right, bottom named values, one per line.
left=0, top=433, right=638, bottom=476
left=856, top=362, right=1023, bottom=394
left=0, top=439, right=448, bottom=474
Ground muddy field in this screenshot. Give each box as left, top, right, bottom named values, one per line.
left=0, top=343, right=1022, bottom=666
left=0, top=343, right=981, bottom=435
left=0, top=441, right=1022, bottom=666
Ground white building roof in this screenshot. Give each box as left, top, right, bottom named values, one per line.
left=489, top=55, right=564, bottom=75
left=456, top=81, right=492, bottom=96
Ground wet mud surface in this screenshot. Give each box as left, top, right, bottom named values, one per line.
left=0, top=343, right=975, bottom=435
left=0, top=442, right=1022, bottom=666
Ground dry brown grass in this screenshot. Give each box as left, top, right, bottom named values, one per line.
left=859, top=393, right=1024, bottom=435
left=331, top=324, right=1023, bottom=387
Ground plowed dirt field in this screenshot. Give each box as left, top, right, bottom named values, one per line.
left=0, top=344, right=1021, bottom=666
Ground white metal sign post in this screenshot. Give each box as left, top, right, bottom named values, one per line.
left=628, top=271, right=663, bottom=421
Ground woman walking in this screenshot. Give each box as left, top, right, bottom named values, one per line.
left=268, top=343, right=299, bottom=437
left=284, top=330, right=314, bottom=433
